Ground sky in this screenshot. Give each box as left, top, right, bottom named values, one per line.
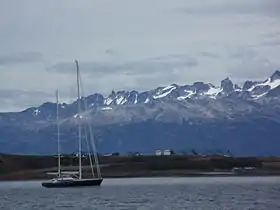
left=0, top=0, right=280, bottom=112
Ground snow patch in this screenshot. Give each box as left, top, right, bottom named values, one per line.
left=205, top=86, right=222, bottom=98
left=251, top=92, right=267, bottom=99
left=102, top=107, right=113, bottom=110
left=134, top=94, right=138, bottom=104
left=248, top=78, right=280, bottom=91
left=162, top=85, right=175, bottom=92
left=247, top=78, right=280, bottom=97
left=261, top=78, right=280, bottom=89
left=153, top=86, right=176, bottom=99
left=33, top=109, right=40, bottom=116
left=177, top=90, right=195, bottom=100
left=144, top=98, right=150, bottom=103
left=104, top=97, right=113, bottom=105
left=116, top=96, right=127, bottom=105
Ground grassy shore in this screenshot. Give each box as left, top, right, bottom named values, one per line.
left=1, top=153, right=280, bottom=181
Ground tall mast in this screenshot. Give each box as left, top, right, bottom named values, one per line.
left=79, top=72, right=101, bottom=179
left=56, top=89, right=61, bottom=177
left=75, top=59, right=82, bottom=180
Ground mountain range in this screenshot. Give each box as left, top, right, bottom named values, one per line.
left=1, top=70, right=280, bottom=156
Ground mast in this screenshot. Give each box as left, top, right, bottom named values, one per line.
left=75, top=59, right=82, bottom=180
left=88, top=121, right=102, bottom=178
left=56, top=89, right=61, bottom=177
left=79, top=72, right=101, bottom=179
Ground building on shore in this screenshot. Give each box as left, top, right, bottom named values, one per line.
left=155, top=149, right=174, bottom=156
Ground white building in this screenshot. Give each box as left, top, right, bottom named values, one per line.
left=155, top=149, right=174, bottom=156
left=155, top=150, right=162, bottom=156
left=163, top=150, right=172, bottom=156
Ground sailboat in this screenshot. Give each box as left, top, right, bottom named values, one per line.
left=41, top=60, right=103, bottom=188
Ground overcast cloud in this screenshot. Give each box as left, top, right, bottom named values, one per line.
left=0, top=0, right=279, bottom=111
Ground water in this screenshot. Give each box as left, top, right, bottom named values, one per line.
left=1, top=177, right=280, bottom=209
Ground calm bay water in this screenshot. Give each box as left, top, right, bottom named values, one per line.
left=1, top=177, right=280, bottom=210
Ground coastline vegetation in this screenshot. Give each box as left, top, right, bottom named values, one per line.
left=1, top=153, right=280, bottom=181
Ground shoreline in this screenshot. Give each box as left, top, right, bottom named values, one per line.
left=1, top=170, right=280, bottom=181
left=2, top=174, right=280, bottom=182
left=1, top=154, right=280, bottom=181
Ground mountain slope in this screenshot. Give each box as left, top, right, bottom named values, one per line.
left=1, top=70, right=280, bottom=155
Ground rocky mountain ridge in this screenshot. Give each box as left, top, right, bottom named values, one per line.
left=1, top=70, right=280, bottom=155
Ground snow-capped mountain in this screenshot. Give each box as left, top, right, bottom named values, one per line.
left=86, top=70, right=280, bottom=107
left=1, top=70, right=280, bottom=156
left=22, top=70, right=280, bottom=117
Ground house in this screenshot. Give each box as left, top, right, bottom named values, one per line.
left=155, top=149, right=174, bottom=156
left=155, top=150, right=162, bottom=156
left=163, top=149, right=174, bottom=156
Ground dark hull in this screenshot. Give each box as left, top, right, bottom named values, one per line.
left=41, top=178, right=103, bottom=188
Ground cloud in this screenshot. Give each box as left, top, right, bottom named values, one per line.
left=0, top=89, right=54, bottom=112
left=0, top=52, right=43, bottom=66
left=0, top=0, right=279, bottom=111
left=262, top=40, right=280, bottom=47
left=44, top=54, right=199, bottom=96
left=47, top=54, right=198, bottom=77
left=227, top=48, right=278, bottom=81
left=175, top=0, right=280, bottom=17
